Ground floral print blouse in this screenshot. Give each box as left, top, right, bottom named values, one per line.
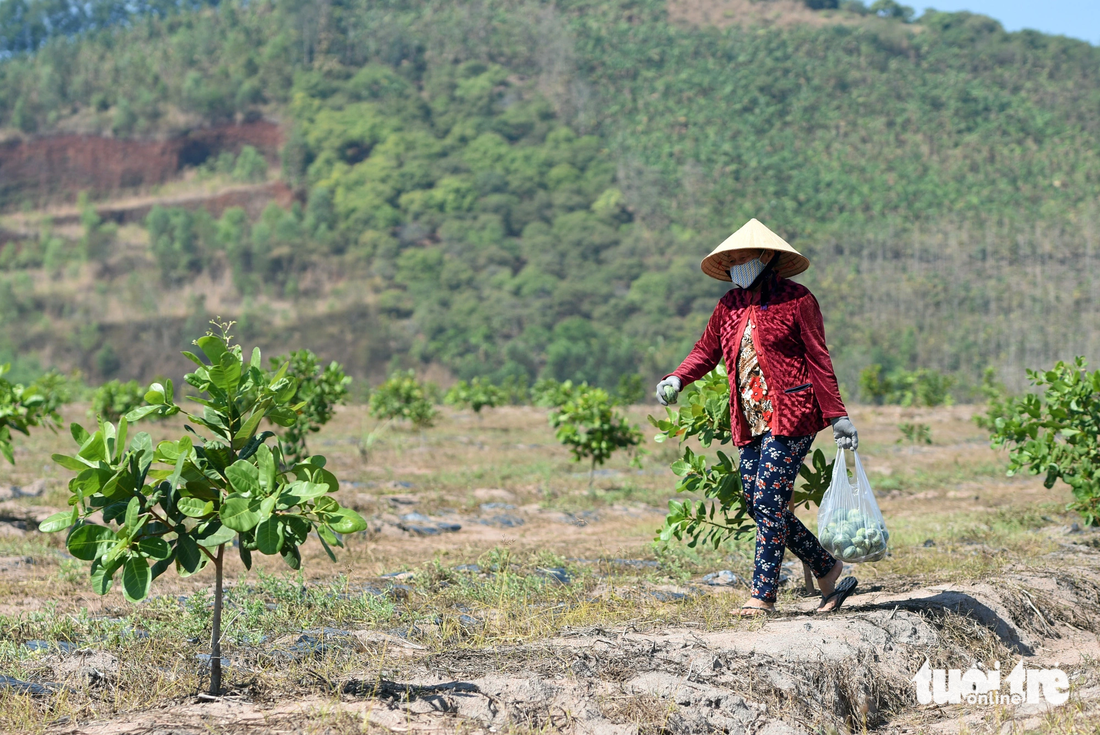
left=737, top=320, right=773, bottom=436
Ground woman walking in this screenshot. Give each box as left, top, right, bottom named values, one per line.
left=656, top=219, right=859, bottom=616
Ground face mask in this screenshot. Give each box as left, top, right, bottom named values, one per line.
left=729, top=257, right=767, bottom=288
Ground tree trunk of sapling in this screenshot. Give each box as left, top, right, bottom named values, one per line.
left=209, top=544, right=225, bottom=695
left=802, top=561, right=815, bottom=595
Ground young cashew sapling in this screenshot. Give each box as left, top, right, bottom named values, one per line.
left=40, top=324, right=367, bottom=695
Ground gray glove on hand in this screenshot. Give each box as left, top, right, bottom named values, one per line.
left=831, top=416, right=859, bottom=450
left=655, top=376, right=682, bottom=406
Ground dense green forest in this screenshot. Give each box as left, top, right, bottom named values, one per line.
left=1, top=0, right=1098, bottom=396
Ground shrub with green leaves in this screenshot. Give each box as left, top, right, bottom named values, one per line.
left=78, top=191, right=117, bottom=264
left=368, top=370, right=438, bottom=429
left=531, top=378, right=578, bottom=408
left=0, top=364, right=66, bottom=463
left=41, top=324, right=367, bottom=694
left=859, top=364, right=954, bottom=407
left=30, top=369, right=83, bottom=407
left=973, top=367, right=1011, bottom=432
left=549, top=383, right=642, bottom=480
left=146, top=205, right=214, bottom=285
left=858, top=364, right=892, bottom=405
left=614, top=374, right=645, bottom=406
left=444, top=377, right=504, bottom=415
left=91, top=379, right=148, bottom=422
left=987, top=357, right=1100, bottom=526
left=267, top=350, right=351, bottom=465
left=498, top=375, right=530, bottom=406
left=649, top=366, right=834, bottom=549
left=908, top=368, right=955, bottom=407
left=232, top=145, right=268, bottom=183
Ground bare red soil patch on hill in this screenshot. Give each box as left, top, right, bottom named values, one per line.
left=0, top=121, right=283, bottom=209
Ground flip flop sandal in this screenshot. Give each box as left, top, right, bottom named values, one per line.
left=738, top=605, right=778, bottom=617
left=816, top=576, right=858, bottom=613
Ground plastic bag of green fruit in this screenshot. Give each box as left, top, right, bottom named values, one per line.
left=816, top=448, right=890, bottom=563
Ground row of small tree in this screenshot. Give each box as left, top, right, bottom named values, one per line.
left=367, top=372, right=645, bottom=426
left=4, top=334, right=1096, bottom=700
left=3, top=349, right=1061, bottom=710
left=366, top=371, right=645, bottom=480
left=12, top=358, right=647, bottom=477
left=4, top=330, right=642, bottom=696
left=654, top=358, right=1100, bottom=553
left=15, top=353, right=1099, bottom=529
left=88, top=348, right=351, bottom=465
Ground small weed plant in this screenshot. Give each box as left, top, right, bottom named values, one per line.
left=898, top=422, right=932, bottom=445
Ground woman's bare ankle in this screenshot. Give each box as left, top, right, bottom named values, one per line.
left=818, top=560, right=844, bottom=596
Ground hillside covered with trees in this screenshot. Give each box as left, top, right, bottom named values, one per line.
left=0, top=0, right=1097, bottom=396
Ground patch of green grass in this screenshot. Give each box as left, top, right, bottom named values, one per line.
left=868, top=459, right=1007, bottom=495
left=0, top=609, right=148, bottom=656
left=862, top=503, right=1072, bottom=582
left=0, top=538, right=58, bottom=558
left=588, top=480, right=672, bottom=506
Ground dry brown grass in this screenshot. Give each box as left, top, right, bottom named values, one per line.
left=666, top=0, right=880, bottom=31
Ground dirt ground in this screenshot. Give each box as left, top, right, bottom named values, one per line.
left=666, top=0, right=868, bottom=31
left=0, top=402, right=1097, bottom=734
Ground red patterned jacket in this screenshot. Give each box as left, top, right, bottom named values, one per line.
left=667, top=277, right=847, bottom=446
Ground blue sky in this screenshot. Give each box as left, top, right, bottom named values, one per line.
left=918, top=1, right=1099, bottom=45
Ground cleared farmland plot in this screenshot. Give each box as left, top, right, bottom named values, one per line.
left=0, top=403, right=1097, bottom=733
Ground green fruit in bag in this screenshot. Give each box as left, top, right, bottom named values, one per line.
left=841, top=546, right=858, bottom=561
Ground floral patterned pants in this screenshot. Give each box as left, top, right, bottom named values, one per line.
left=740, top=432, right=837, bottom=603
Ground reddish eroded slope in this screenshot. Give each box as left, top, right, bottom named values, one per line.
left=0, top=120, right=283, bottom=209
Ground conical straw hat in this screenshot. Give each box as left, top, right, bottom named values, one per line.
left=700, top=218, right=810, bottom=281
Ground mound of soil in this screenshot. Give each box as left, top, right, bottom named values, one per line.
left=45, top=559, right=1100, bottom=734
